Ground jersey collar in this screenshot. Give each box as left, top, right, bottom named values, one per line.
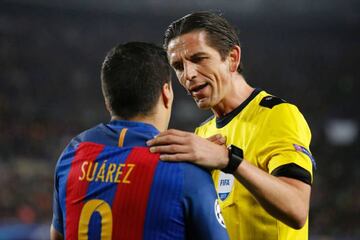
left=216, top=88, right=261, bottom=128
left=108, top=120, right=160, bottom=138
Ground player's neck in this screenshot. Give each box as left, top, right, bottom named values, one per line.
left=111, top=115, right=166, bottom=132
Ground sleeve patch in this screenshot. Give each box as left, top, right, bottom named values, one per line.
left=271, top=163, right=312, bottom=185
left=259, top=96, right=286, bottom=109
left=293, top=144, right=317, bottom=170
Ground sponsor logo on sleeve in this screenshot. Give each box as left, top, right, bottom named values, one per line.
left=293, top=144, right=317, bottom=169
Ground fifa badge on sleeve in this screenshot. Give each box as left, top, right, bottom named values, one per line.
left=217, top=171, right=234, bottom=201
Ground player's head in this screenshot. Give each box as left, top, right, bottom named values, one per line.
left=164, top=11, right=243, bottom=74
left=101, top=42, right=173, bottom=128
left=163, top=11, right=242, bottom=110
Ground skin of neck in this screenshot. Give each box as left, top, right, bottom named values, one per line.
left=212, top=74, right=254, bottom=118
left=112, top=111, right=168, bottom=133
left=109, top=93, right=171, bottom=133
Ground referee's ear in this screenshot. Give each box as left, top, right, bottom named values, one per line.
left=228, top=45, right=241, bottom=73
left=161, top=82, right=173, bottom=109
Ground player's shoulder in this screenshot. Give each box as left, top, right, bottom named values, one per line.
left=55, top=124, right=106, bottom=163
left=162, top=162, right=212, bottom=180
left=66, top=124, right=97, bottom=145
left=70, top=123, right=121, bottom=148
left=181, top=162, right=212, bottom=176
left=181, top=163, right=214, bottom=194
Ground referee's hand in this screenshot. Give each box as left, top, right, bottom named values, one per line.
left=146, top=129, right=228, bottom=170
left=207, top=134, right=227, bottom=145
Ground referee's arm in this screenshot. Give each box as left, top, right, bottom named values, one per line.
left=233, top=158, right=310, bottom=229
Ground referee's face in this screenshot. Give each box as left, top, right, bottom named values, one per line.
left=167, top=31, right=233, bottom=109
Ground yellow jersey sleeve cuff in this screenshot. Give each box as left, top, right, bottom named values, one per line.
left=268, top=150, right=314, bottom=183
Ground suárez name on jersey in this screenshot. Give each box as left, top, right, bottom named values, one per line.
left=78, top=160, right=135, bottom=184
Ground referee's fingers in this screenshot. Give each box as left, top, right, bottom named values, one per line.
left=157, top=128, right=190, bottom=138
left=147, top=132, right=188, bottom=146
left=207, top=134, right=226, bottom=145
left=149, top=144, right=188, bottom=154
left=159, top=153, right=192, bottom=162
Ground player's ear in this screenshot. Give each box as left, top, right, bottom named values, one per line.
left=104, top=98, right=112, bottom=114
left=161, top=82, right=173, bottom=109
left=228, top=45, right=241, bottom=73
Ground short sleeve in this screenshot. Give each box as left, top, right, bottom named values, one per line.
left=258, top=103, right=315, bottom=183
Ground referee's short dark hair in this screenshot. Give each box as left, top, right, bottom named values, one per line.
left=164, top=11, right=243, bottom=74
left=101, top=42, right=172, bottom=119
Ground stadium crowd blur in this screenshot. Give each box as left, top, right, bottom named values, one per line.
left=0, top=1, right=359, bottom=239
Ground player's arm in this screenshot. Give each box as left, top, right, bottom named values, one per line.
left=182, top=164, right=229, bottom=240
left=51, top=161, right=64, bottom=240
left=50, top=224, right=64, bottom=240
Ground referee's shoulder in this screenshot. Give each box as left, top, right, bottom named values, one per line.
left=258, top=93, right=304, bottom=120
left=198, top=115, right=215, bottom=127
left=258, top=94, right=287, bottom=109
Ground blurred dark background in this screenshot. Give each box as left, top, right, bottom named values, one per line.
left=0, top=0, right=359, bottom=239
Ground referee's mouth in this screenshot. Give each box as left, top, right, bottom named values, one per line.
left=189, top=83, right=208, bottom=95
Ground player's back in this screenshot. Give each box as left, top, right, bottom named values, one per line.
left=52, top=120, right=229, bottom=240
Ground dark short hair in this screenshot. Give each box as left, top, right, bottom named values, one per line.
left=101, top=42, right=172, bottom=119
left=164, top=11, right=243, bottom=74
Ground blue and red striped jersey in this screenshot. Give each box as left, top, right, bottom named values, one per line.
left=52, top=120, right=229, bottom=240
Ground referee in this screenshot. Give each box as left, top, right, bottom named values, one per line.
left=148, top=11, right=315, bottom=240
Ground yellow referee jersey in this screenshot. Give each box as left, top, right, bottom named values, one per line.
left=195, top=89, right=315, bottom=240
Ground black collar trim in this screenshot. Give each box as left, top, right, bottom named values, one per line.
left=216, top=88, right=261, bottom=128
